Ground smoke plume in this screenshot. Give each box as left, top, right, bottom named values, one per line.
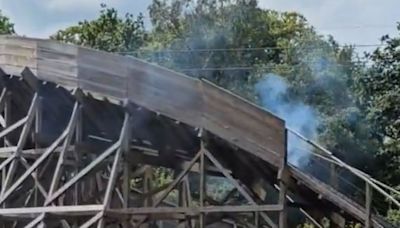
left=255, top=73, right=319, bottom=167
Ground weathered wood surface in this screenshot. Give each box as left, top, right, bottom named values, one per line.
left=289, top=165, right=384, bottom=228
left=0, top=36, right=394, bottom=228
left=0, top=35, right=286, bottom=168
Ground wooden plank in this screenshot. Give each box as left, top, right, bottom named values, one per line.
left=107, top=205, right=283, bottom=215
left=0, top=36, right=37, bottom=75
left=0, top=205, right=102, bottom=216
left=36, top=39, right=78, bottom=88
left=126, top=58, right=203, bottom=126
left=0, top=36, right=286, bottom=172
left=0, top=116, right=28, bottom=139
left=365, top=183, right=372, bottom=228
left=45, top=140, right=121, bottom=205
left=289, top=165, right=382, bottom=228
left=77, top=47, right=128, bottom=99
left=201, top=80, right=285, bottom=168
left=204, top=149, right=278, bottom=228
left=79, top=212, right=103, bottom=228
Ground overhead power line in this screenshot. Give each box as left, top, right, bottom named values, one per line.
left=177, top=64, right=370, bottom=72
left=318, top=25, right=396, bottom=30
left=117, top=44, right=385, bottom=54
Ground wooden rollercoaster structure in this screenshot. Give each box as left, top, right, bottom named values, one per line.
left=0, top=36, right=397, bottom=227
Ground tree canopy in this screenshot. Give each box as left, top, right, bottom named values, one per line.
left=354, top=26, right=400, bottom=185
left=0, top=10, right=14, bottom=35
left=51, top=4, right=146, bottom=52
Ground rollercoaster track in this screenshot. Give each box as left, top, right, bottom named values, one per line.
left=0, top=35, right=396, bottom=227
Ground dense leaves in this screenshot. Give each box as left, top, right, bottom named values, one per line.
left=51, top=4, right=146, bottom=52
left=0, top=10, right=14, bottom=34
left=355, top=25, right=400, bottom=184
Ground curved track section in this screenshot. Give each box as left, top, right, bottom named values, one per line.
left=0, top=36, right=395, bottom=227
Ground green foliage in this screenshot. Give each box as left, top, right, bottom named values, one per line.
left=145, top=0, right=317, bottom=100
left=354, top=24, right=400, bottom=183
left=153, top=167, right=174, bottom=187
left=51, top=4, right=146, bottom=52
left=298, top=220, right=362, bottom=228
left=0, top=10, right=14, bottom=35
left=387, top=208, right=400, bottom=226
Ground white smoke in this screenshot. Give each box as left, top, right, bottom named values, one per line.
left=255, top=73, right=319, bottom=166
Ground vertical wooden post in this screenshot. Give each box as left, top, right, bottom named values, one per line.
left=254, top=211, right=260, bottom=227
left=143, top=166, right=153, bottom=207
left=122, top=161, right=130, bottom=228
left=142, top=165, right=153, bottom=228
left=33, top=96, right=42, bottom=207
left=74, top=105, right=82, bottom=208
left=1, top=91, right=10, bottom=208
left=0, top=89, right=7, bottom=208
left=278, top=175, right=288, bottom=228
left=123, top=162, right=130, bottom=209
left=178, top=179, right=188, bottom=228
left=199, top=143, right=206, bottom=228
left=3, top=91, right=11, bottom=147
left=184, top=176, right=195, bottom=228
left=278, top=129, right=288, bottom=228
left=34, top=96, right=42, bottom=148
left=365, top=182, right=372, bottom=228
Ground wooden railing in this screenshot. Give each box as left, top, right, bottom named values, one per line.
left=287, top=128, right=400, bottom=227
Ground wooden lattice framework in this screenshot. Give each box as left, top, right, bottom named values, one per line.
left=0, top=36, right=397, bottom=228
left=0, top=71, right=288, bottom=227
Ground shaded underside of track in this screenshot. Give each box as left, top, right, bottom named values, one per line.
left=0, top=36, right=394, bottom=227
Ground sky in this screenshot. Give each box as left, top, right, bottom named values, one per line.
left=0, top=0, right=399, bottom=53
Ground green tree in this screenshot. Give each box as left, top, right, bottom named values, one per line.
left=145, top=0, right=322, bottom=101
left=51, top=4, right=147, bottom=52
left=353, top=24, right=400, bottom=224
left=354, top=24, right=400, bottom=185
left=0, top=10, right=15, bottom=34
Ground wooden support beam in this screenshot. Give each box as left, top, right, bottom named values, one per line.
left=0, top=103, right=77, bottom=205
left=19, top=157, right=49, bottom=199
left=203, top=149, right=278, bottom=228
left=133, top=150, right=202, bottom=227
left=274, top=184, right=323, bottom=228
left=3, top=90, right=11, bottom=147
left=98, top=113, right=131, bottom=228
left=0, top=117, right=28, bottom=140
left=107, top=204, right=283, bottom=216
left=0, top=205, right=102, bottom=217
left=143, top=165, right=153, bottom=207
left=278, top=129, right=289, bottom=228
left=122, top=161, right=130, bottom=228
left=122, top=161, right=130, bottom=209
left=45, top=140, right=121, bottom=205
left=365, top=183, right=372, bottom=228
left=278, top=173, right=288, bottom=228
left=178, top=176, right=193, bottom=228
left=34, top=96, right=43, bottom=148
left=0, top=88, right=8, bottom=125
left=0, top=156, right=13, bottom=194
left=79, top=212, right=103, bottom=228
left=1, top=93, right=38, bottom=199
left=0, top=88, right=12, bottom=146
left=199, top=146, right=206, bottom=228
left=24, top=103, right=81, bottom=228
